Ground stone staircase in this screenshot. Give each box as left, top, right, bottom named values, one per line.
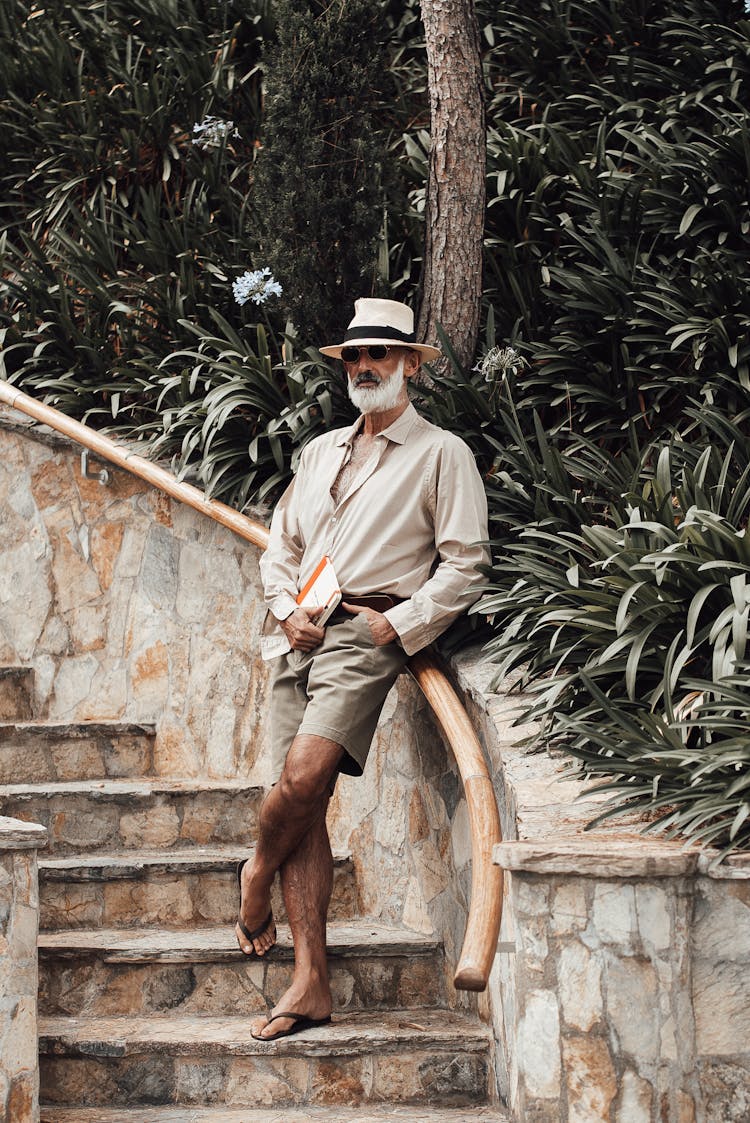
left=0, top=665, right=508, bottom=1121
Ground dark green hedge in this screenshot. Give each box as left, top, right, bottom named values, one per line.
left=481, top=0, right=749, bottom=446
left=468, top=0, right=750, bottom=855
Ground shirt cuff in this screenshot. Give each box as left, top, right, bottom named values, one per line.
left=384, top=600, right=430, bottom=656
left=268, top=592, right=298, bottom=622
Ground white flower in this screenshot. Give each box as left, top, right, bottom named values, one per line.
left=475, top=345, right=527, bottom=383
left=232, top=268, right=283, bottom=306
left=192, top=115, right=239, bottom=149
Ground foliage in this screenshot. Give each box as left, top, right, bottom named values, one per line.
left=480, top=0, right=750, bottom=444
left=463, top=0, right=750, bottom=857
left=0, top=0, right=420, bottom=505
left=144, top=323, right=353, bottom=504
left=251, top=0, right=395, bottom=344
left=474, top=372, right=750, bottom=853
left=0, top=0, right=272, bottom=425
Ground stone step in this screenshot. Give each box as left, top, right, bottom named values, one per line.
left=39, top=846, right=357, bottom=931
left=1, top=778, right=263, bottom=855
left=41, top=1105, right=511, bottom=1122
left=39, top=921, right=446, bottom=1017
left=0, top=721, right=156, bottom=783
left=0, top=666, right=33, bottom=721
left=39, top=1009, right=492, bottom=1109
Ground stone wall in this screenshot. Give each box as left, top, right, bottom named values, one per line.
left=692, top=867, right=750, bottom=1121
left=342, top=673, right=472, bottom=986
left=0, top=412, right=269, bottom=781
left=0, top=817, right=47, bottom=1123
left=453, top=651, right=750, bottom=1123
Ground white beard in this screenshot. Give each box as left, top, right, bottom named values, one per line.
left=347, top=358, right=406, bottom=414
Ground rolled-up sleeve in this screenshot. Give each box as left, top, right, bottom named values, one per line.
left=384, top=437, right=489, bottom=655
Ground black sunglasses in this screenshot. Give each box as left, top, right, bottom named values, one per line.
left=340, top=344, right=392, bottom=364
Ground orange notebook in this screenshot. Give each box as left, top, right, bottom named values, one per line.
left=296, top=555, right=342, bottom=626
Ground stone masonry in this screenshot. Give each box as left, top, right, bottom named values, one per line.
left=454, top=652, right=750, bottom=1122
left=0, top=816, right=47, bottom=1123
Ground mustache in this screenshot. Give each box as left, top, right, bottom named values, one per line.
left=354, top=371, right=381, bottom=386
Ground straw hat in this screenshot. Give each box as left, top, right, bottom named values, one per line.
left=319, top=298, right=441, bottom=362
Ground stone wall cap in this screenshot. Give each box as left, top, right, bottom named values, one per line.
left=0, top=814, right=48, bottom=849
left=492, top=838, right=700, bottom=878
left=452, top=649, right=729, bottom=868
left=697, top=851, right=750, bottom=880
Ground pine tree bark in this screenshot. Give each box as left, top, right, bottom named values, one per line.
left=417, top=0, right=485, bottom=372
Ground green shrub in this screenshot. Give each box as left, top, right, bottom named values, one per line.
left=481, top=0, right=750, bottom=444
left=251, top=0, right=396, bottom=344
left=476, top=374, right=750, bottom=854
left=143, top=321, right=353, bottom=505
left=0, top=0, right=275, bottom=418
left=0, top=0, right=421, bottom=501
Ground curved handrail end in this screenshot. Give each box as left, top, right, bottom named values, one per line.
left=454, top=965, right=491, bottom=992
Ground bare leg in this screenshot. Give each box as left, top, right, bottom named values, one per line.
left=236, top=732, right=343, bottom=956
left=250, top=806, right=334, bottom=1038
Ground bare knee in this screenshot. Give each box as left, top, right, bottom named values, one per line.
left=279, top=735, right=342, bottom=804
left=278, top=760, right=330, bottom=805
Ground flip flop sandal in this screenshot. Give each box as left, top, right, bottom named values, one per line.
left=236, top=858, right=276, bottom=958
left=251, top=1011, right=332, bottom=1042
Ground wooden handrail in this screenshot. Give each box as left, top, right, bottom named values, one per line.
left=407, top=652, right=503, bottom=990
left=0, top=381, right=503, bottom=990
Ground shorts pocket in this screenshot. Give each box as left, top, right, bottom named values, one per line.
left=353, top=612, right=376, bottom=646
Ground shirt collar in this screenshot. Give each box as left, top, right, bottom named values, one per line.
left=334, top=402, right=420, bottom=447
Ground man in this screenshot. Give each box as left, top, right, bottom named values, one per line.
left=237, top=297, right=489, bottom=1042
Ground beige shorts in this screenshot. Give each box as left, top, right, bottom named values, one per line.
left=268, top=614, right=409, bottom=781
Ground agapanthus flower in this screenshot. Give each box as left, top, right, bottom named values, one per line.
left=192, top=115, right=239, bottom=149
left=475, top=345, right=527, bottom=383
left=232, top=268, right=283, bottom=306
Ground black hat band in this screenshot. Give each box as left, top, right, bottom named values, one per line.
left=343, top=326, right=416, bottom=343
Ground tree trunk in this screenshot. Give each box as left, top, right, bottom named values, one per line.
left=418, top=0, right=486, bottom=372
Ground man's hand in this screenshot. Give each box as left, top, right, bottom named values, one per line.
left=342, top=602, right=398, bottom=646
left=281, top=606, right=326, bottom=652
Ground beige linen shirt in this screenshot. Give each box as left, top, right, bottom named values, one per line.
left=259, top=402, right=489, bottom=656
